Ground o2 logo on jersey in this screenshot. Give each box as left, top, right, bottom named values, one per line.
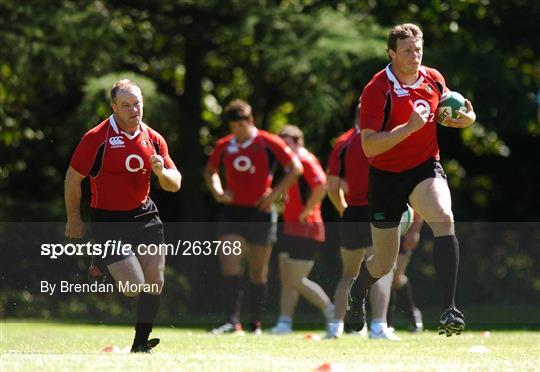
left=125, top=154, right=146, bottom=174
left=413, top=99, right=435, bottom=122
left=233, top=155, right=255, bottom=174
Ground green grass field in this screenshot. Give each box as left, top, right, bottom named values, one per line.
left=1, top=322, right=539, bottom=371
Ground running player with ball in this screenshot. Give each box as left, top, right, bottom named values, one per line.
left=353, top=23, right=476, bottom=336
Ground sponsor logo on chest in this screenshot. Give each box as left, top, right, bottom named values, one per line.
left=109, top=136, right=125, bottom=148
left=233, top=155, right=255, bottom=174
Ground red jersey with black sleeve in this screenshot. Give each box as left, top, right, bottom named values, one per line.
left=207, top=128, right=296, bottom=207
left=283, top=148, right=326, bottom=241
left=70, top=115, right=176, bottom=211
left=326, top=127, right=369, bottom=207
left=360, top=64, right=447, bottom=172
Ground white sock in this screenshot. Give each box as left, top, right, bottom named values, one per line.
left=370, top=320, right=387, bottom=333
left=278, top=316, right=292, bottom=324
left=330, top=320, right=344, bottom=334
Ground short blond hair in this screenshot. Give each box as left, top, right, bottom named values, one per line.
left=110, top=79, right=141, bottom=102
left=223, top=99, right=253, bottom=122
left=279, top=124, right=304, bottom=146
left=387, top=23, right=423, bottom=52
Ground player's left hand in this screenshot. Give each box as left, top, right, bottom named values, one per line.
left=298, top=209, right=310, bottom=223
left=150, top=154, right=164, bottom=175
left=256, top=191, right=277, bottom=212
left=444, top=99, right=476, bottom=128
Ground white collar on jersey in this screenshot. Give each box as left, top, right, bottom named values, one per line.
left=385, top=64, right=427, bottom=96
left=230, top=127, right=258, bottom=149
left=109, top=114, right=142, bottom=140
left=297, top=147, right=308, bottom=159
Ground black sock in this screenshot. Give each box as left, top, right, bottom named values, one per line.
left=248, top=282, right=266, bottom=323
left=133, top=293, right=161, bottom=346
left=387, top=289, right=397, bottom=327
left=353, top=261, right=379, bottom=301
left=433, top=235, right=459, bottom=309
left=397, top=280, right=417, bottom=319
left=348, top=261, right=379, bottom=331
left=223, top=275, right=243, bottom=324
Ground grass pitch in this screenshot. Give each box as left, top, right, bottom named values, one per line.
left=1, top=322, right=539, bottom=371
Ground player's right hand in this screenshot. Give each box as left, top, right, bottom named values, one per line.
left=216, top=190, right=234, bottom=204
left=407, top=105, right=429, bottom=133
left=401, top=231, right=420, bottom=250
left=340, top=180, right=349, bottom=195
left=65, top=220, right=85, bottom=238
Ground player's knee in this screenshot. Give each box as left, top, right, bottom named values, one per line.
left=342, top=275, right=356, bottom=284
left=438, top=210, right=454, bottom=224
left=219, top=255, right=241, bottom=271
left=118, top=277, right=145, bottom=297
left=393, top=275, right=408, bottom=289
left=339, top=276, right=356, bottom=291
left=280, top=275, right=293, bottom=288
left=122, top=290, right=139, bottom=298
left=341, top=265, right=360, bottom=278
left=145, top=276, right=164, bottom=294
left=221, top=260, right=242, bottom=276
left=249, top=269, right=267, bottom=284
left=369, top=260, right=393, bottom=278
left=433, top=210, right=454, bottom=234
left=289, top=276, right=308, bottom=290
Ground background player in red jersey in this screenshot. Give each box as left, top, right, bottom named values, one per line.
left=204, top=100, right=303, bottom=334
left=270, top=125, right=333, bottom=334
left=355, top=24, right=476, bottom=336
left=325, top=121, right=398, bottom=340
left=64, top=79, right=181, bottom=352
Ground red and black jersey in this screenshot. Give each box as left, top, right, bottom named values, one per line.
left=70, top=115, right=176, bottom=211
left=207, top=128, right=296, bottom=207
left=326, top=127, right=369, bottom=207
left=283, top=148, right=326, bottom=241
left=360, top=64, right=447, bottom=172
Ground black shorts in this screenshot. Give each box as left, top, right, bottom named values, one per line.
left=279, top=233, right=322, bottom=260
left=339, top=205, right=372, bottom=250
left=368, top=157, right=447, bottom=228
left=90, top=198, right=164, bottom=266
left=217, top=205, right=277, bottom=246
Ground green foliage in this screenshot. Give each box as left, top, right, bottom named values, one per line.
left=460, top=123, right=510, bottom=157
left=0, top=0, right=538, bottom=315
left=78, top=72, right=180, bottom=141
left=0, top=1, right=123, bottom=220
left=202, top=6, right=388, bottom=153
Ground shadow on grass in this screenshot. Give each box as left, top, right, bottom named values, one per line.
left=3, top=304, right=540, bottom=331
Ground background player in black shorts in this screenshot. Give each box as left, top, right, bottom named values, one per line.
left=326, top=123, right=403, bottom=340
left=388, top=213, right=424, bottom=332
left=204, top=100, right=303, bottom=334
left=271, top=125, right=333, bottom=334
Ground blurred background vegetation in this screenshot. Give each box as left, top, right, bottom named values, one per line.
left=1, top=0, right=539, bottom=323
